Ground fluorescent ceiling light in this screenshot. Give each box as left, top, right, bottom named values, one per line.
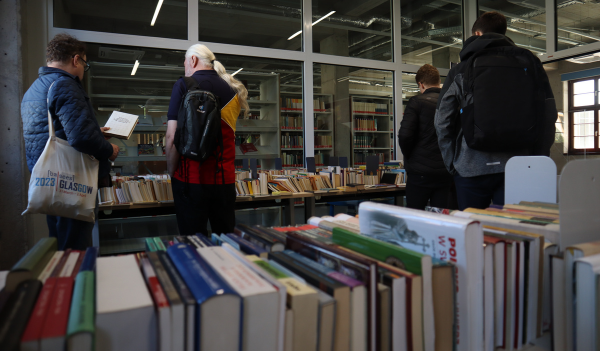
left=288, top=11, right=336, bottom=40
left=150, top=0, right=164, bottom=26
left=312, top=11, right=336, bottom=26
left=131, top=60, right=140, bottom=75
left=231, top=68, right=243, bottom=76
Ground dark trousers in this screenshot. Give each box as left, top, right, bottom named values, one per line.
left=47, top=203, right=97, bottom=250
left=405, top=174, right=456, bottom=210
left=453, top=172, right=505, bottom=210
left=172, top=178, right=236, bottom=236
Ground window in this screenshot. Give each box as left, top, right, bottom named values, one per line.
left=54, top=0, right=188, bottom=39
left=400, top=0, right=462, bottom=68
left=312, top=0, right=393, bottom=61
left=557, top=0, right=600, bottom=51
left=568, top=77, right=600, bottom=153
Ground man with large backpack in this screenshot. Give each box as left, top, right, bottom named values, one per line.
left=434, top=11, right=557, bottom=210
left=165, top=44, right=249, bottom=236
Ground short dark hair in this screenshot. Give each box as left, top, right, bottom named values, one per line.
left=415, top=64, right=440, bottom=87
left=46, top=33, right=86, bottom=64
left=472, top=11, right=507, bottom=35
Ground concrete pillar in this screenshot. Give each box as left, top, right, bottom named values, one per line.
left=0, top=0, right=29, bottom=269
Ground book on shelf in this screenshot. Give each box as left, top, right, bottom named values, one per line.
left=0, top=279, right=43, bottom=350
left=103, top=111, right=139, bottom=140
left=197, top=246, right=279, bottom=351
left=167, top=244, right=243, bottom=351
left=96, top=255, right=157, bottom=351
left=358, top=202, right=482, bottom=351
left=5, top=237, right=57, bottom=293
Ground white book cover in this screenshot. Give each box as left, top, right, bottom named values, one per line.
left=198, top=247, right=279, bottom=351
left=574, top=254, right=600, bottom=351
left=222, top=244, right=287, bottom=351
left=59, top=251, right=80, bottom=277
left=358, top=202, right=484, bottom=351
left=96, top=255, right=156, bottom=351
left=103, top=111, right=139, bottom=140
left=37, top=251, right=63, bottom=283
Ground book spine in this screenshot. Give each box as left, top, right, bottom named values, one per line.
left=40, top=277, right=75, bottom=339
left=157, top=252, right=196, bottom=304
left=20, top=278, right=58, bottom=343
left=78, top=247, right=98, bottom=273
left=0, top=280, right=43, bottom=349
left=141, top=259, right=170, bottom=309
left=67, top=271, right=95, bottom=336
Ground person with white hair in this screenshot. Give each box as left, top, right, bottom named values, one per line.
left=165, top=44, right=248, bottom=236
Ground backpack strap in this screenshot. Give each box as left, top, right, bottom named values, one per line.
left=182, top=76, right=199, bottom=91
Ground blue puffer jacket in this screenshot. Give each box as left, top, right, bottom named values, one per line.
left=21, top=67, right=113, bottom=178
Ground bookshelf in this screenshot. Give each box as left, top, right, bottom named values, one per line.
left=279, top=92, right=334, bottom=168
left=235, top=72, right=280, bottom=170
left=314, top=94, right=334, bottom=167
left=350, top=95, right=394, bottom=167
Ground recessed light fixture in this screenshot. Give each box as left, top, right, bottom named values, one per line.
left=131, top=60, right=140, bottom=75
left=150, top=0, right=164, bottom=26
left=288, top=11, right=336, bottom=40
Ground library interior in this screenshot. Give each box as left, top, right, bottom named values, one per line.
left=0, top=0, right=599, bottom=350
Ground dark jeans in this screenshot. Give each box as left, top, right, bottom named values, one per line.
left=453, top=172, right=505, bottom=211
left=172, top=178, right=236, bottom=236
left=405, top=174, right=456, bottom=210
left=47, top=202, right=97, bottom=250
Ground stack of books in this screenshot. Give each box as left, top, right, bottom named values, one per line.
left=99, top=175, right=174, bottom=205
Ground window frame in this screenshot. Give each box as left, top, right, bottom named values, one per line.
left=568, top=76, right=600, bottom=154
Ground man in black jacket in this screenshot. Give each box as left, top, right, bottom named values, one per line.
left=398, top=64, right=455, bottom=210
left=434, top=12, right=556, bottom=210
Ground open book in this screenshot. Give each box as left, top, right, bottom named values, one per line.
left=103, top=111, right=139, bottom=140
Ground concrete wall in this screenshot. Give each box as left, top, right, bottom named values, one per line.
left=0, top=0, right=28, bottom=269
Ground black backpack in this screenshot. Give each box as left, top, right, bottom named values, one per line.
left=174, top=77, right=224, bottom=182
left=460, top=46, right=546, bottom=152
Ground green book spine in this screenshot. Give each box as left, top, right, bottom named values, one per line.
left=67, top=271, right=95, bottom=336
left=145, top=238, right=157, bottom=252
left=12, top=237, right=57, bottom=273
left=332, top=227, right=425, bottom=275
left=253, top=259, right=288, bottom=279
left=153, top=237, right=167, bottom=251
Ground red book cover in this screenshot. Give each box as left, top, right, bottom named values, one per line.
left=39, top=251, right=81, bottom=343
left=20, top=278, right=58, bottom=344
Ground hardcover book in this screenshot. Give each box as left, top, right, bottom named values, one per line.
left=358, top=202, right=482, bottom=351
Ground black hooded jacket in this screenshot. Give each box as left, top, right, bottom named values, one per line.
left=433, top=33, right=557, bottom=177
left=398, top=87, right=451, bottom=177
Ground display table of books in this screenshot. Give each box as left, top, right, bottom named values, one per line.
left=3, top=200, right=571, bottom=351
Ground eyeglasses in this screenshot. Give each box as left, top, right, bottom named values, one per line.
left=73, top=55, right=90, bottom=72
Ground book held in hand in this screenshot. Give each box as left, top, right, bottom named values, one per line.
left=103, top=111, right=139, bottom=140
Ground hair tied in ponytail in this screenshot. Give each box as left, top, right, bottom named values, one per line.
left=211, top=60, right=215, bottom=64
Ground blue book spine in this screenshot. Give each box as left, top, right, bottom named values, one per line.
left=283, top=250, right=336, bottom=275
left=211, top=233, right=222, bottom=246
left=219, top=234, right=241, bottom=251
left=195, top=234, right=214, bottom=247
left=167, top=244, right=242, bottom=351
left=78, top=247, right=98, bottom=272
left=226, top=234, right=268, bottom=257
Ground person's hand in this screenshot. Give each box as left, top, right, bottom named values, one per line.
left=101, top=127, right=112, bottom=140
left=109, top=143, right=119, bottom=161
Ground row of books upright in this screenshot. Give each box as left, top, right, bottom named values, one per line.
left=315, top=135, right=333, bottom=148
left=281, top=116, right=302, bottom=130
left=354, top=116, right=379, bottom=131
left=354, top=152, right=386, bottom=165
left=99, top=175, right=174, bottom=205
left=281, top=134, right=304, bottom=149
left=352, top=102, right=388, bottom=114
left=354, top=135, right=376, bottom=148
left=235, top=173, right=270, bottom=196
left=282, top=152, right=303, bottom=168
left=281, top=98, right=302, bottom=110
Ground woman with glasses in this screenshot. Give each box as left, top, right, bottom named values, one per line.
left=21, top=33, right=120, bottom=250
